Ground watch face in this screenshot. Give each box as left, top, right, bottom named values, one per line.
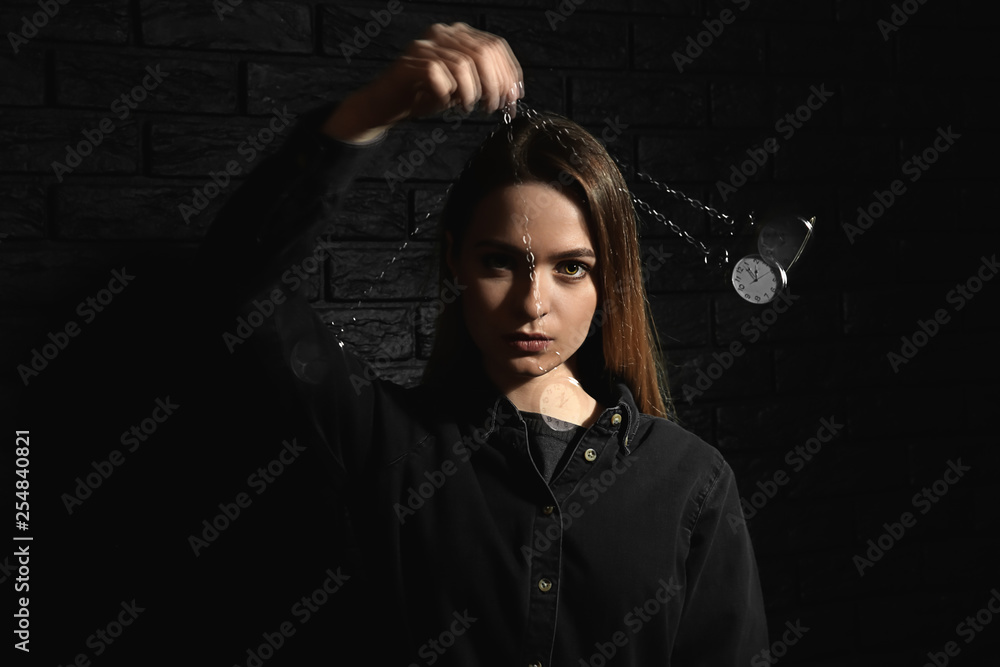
left=539, top=381, right=581, bottom=431
left=731, top=255, right=784, bottom=304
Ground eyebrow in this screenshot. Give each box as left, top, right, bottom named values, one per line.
left=473, top=239, right=596, bottom=261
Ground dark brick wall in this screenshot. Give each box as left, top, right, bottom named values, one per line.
left=3, top=0, right=997, bottom=663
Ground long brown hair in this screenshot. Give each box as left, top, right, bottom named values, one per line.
left=422, top=111, right=672, bottom=419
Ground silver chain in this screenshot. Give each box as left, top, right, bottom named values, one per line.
left=635, top=171, right=736, bottom=228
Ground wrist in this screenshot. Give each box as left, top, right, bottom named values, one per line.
left=321, top=89, right=395, bottom=144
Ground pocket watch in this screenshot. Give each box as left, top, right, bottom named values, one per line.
left=619, top=160, right=814, bottom=305
left=731, top=216, right=814, bottom=304
left=731, top=254, right=787, bottom=304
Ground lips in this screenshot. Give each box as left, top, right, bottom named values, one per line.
left=503, top=333, right=553, bottom=341
left=503, top=332, right=552, bottom=353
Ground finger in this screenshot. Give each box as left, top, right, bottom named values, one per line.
left=465, top=26, right=521, bottom=105
left=428, top=44, right=482, bottom=113
left=494, top=34, right=524, bottom=113
left=430, top=23, right=509, bottom=114
left=406, top=40, right=480, bottom=115
left=399, top=44, right=460, bottom=117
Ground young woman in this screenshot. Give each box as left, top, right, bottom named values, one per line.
left=199, top=22, right=768, bottom=666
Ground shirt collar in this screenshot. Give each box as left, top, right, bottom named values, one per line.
left=441, top=357, right=640, bottom=456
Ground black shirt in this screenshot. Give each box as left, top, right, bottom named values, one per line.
left=521, top=411, right=584, bottom=484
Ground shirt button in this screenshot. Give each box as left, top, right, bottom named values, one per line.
left=542, top=505, right=555, bottom=515
left=529, top=662, right=543, bottom=667
left=537, top=578, right=553, bottom=592
left=584, top=448, right=597, bottom=462
left=611, top=413, right=622, bottom=425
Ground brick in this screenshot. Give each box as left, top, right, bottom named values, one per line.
left=415, top=302, right=441, bottom=359
left=321, top=4, right=480, bottom=61
left=360, top=124, right=491, bottom=182
left=899, top=127, right=976, bottom=182
left=633, top=183, right=712, bottom=242
left=842, top=288, right=937, bottom=336
left=716, top=399, right=842, bottom=451
left=572, top=76, right=705, bottom=127
left=846, top=389, right=963, bottom=439
left=647, top=293, right=711, bottom=348
left=326, top=186, right=407, bottom=240
left=666, top=345, right=771, bottom=405
left=774, top=341, right=895, bottom=393
left=141, top=0, right=312, bottom=53
left=149, top=116, right=295, bottom=177
left=769, top=25, right=890, bottom=75
left=907, top=439, right=994, bottom=490
left=412, top=187, right=450, bottom=241
left=517, top=71, right=566, bottom=116
left=486, top=13, right=627, bottom=69
left=774, top=134, right=898, bottom=182
left=669, top=403, right=712, bottom=440
left=0, top=50, right=45, bottom=105
left=631, top=0, right=699, bottom=15
left=375, top=362, right=426, bottom=388
left=836, top=0, right=958, bottom=23
left=898, top=27, right=990, bottom=78
left=635, top=19, right=765, bottom=74
left=772, top=80, right=839, bottom=131
left=637, top=131, right=731, bottom=182
left=714, top=290, right=838, bottom=344
left=56, top=52, right=237, bottom=114
left=870, top=182, right=983, bottom=232
left=842, top=81, right=963, bottom=129
left=247, top=62, right=380, bottom=116
left=1, top=0, right=129, bottom=47
left=313, top=305, right=415, bottom=361
left=705, top=0, right=832, bottom=22
left=639, top=239, right=715, bottom=292
left=0, top=182, right=47, bottom=237
left=0, top=113, right=138, bottom=176
left=327, top=242, right=437, bottom=299
left=710, top=79, right=772, bottom=128
left=55, top=185, right=213, bottom=240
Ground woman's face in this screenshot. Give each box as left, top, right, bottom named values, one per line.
left=446, top=181, right=599, bottom=387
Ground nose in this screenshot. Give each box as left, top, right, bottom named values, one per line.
left=514, top=267, right=549, bottom=323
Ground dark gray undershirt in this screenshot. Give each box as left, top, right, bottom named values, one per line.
left=520, top=411, right=586, bottom=484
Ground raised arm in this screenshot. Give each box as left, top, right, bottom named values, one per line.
left=197, top=22, right=523, bottom=301
left=192, top=22, right=524, bottom=480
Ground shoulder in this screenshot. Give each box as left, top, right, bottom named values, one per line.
left=628, top=413, right=733, bottom=510
left=631, top=413, right=726, bottom=473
